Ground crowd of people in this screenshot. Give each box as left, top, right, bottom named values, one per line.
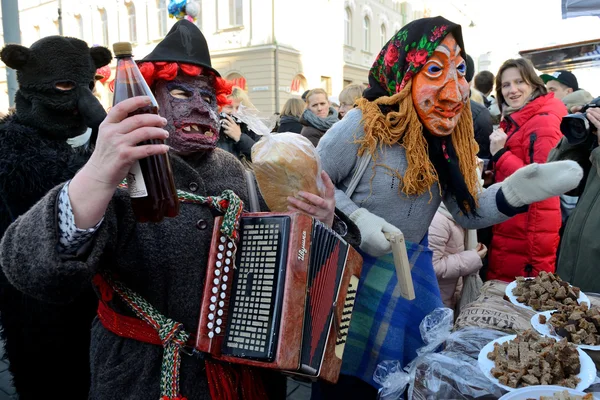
left=0, top=11, right=596, bottom=400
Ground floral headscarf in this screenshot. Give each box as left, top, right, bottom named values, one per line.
left=363, top=16, right=466, bottom=101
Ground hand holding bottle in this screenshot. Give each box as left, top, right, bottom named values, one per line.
left=106, top=41, right=179, bottom=223
left=69, top=96, right=170, bottom=229
left=86, top=96, right=170, bottom=189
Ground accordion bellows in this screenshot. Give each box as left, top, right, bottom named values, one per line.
left=252, top=133, right=325, bottom=212
left=195, top=212, right=362, bottom=383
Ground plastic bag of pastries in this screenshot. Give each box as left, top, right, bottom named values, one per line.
left=251, top=132, right=325, bottom=212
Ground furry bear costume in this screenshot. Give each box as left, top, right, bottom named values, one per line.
left=0, top=36, right=111, bottom=398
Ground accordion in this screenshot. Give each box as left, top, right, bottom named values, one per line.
left=194, top=212, right=363, bottom=383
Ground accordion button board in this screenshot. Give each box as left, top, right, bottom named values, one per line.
left=221, top=217, right=290, bottom=361
left=195, top=212, right=364, bottom=384
left=200, top=233, right=237, bottom=349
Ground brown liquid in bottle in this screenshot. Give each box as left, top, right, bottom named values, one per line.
left=112, top=42, right=179, bottom=223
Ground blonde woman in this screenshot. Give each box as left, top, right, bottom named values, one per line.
left=218, top=86, right=260, bottom=163
left=338, top=84, right=365, bottom=119
left=300, top=88, right=339, bottom=147
left=277, top=97, right=304, bottom=133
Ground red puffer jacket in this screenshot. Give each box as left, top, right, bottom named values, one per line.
left=487, top=94, right=566, bottom=281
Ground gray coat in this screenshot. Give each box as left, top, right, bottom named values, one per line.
left=319, top=109, right=512, bottom=244
left=550, top=138, right=600, bottom=292
left=0, top=149, right=282, bottom=399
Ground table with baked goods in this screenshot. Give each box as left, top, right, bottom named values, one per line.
left=375, top=272, right=600, bottom=400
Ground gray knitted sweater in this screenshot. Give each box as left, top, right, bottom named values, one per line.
left=317, top=109, right=511, bottom=243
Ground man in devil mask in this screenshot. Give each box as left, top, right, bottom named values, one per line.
left=0, top=21, right=345, bottom=399
left=0, top=36, right=111, bottom=398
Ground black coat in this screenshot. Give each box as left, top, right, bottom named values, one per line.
left=299, top=115, right=326, bottom=148
left=470, top=100, right=493, bottom=160
left=277, top=116, right=303, bottom=134
left=216, top=121, right=260, bottom=162
left=0, top=114, right=96, bottom=399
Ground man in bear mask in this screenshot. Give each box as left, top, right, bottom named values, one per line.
left=0, top=36, right=111, bottom=399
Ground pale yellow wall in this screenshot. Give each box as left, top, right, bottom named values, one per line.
left=343, top=65, right=369, bottom=89
left=0, top=0, right=413, bottom=115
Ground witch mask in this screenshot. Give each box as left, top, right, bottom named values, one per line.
left=411, top=34, right=469, bottom=137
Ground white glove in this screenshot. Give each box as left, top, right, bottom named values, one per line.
left=501, top=160, right=583, bottom=207
left=349, top=208, right=401, bottom=257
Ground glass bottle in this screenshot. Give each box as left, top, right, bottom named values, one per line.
left=112, top=42, right=179, bottom=223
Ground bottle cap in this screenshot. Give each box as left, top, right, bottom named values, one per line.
left=113, top=42, right=133, bottom=57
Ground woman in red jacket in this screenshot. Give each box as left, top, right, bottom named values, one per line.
left=487, top=58, right=566, bottom=281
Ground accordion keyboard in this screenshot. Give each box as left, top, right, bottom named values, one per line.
left=222, top=218, right=289, bottom=361
left=205, top=234, right=236, bottom=340
left=335, top=275, right=358, bottom=359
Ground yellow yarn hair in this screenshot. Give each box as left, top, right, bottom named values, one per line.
left=355, top=80, right=480, bottom=210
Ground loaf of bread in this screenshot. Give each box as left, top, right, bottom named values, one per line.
left=251, top=132, right=324, bottom=212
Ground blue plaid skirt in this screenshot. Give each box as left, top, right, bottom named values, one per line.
left=340, top=235, right=443, bottom=386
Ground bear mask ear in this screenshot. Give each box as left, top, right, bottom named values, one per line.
left=1, top=45, right=30, bottom=70
left=90, top=46, right=112, bottom=69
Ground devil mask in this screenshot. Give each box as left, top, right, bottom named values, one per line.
left=1, top=36, right=112, bottom=139
left=139, top=19, right=229, bottom=154
left=154, top=73, right=220, bottom=154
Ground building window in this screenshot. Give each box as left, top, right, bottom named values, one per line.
left=320, top=76, right=332, bottom=95
left=99, top=8, right=109, bottom=47
left=344, top=8, right=352, bottom=46
left=218, top=0, right=243, bottom=29
left=75, top=15, right=84, bottom=39
left=363, top=16, right=370, bottom=52
left=127, top=2, right=137, bottom=43
left=380, top=24, right=386, bottom=48
left=196, top=5, right=203, bottom=30
left=401, top=2, right=410, bottom=26
left=157, top=0, right=167, bottom=36
left=230, top=0, right=243, bottom=26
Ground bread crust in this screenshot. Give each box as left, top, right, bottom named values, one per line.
left=252, top=133, right=324, bottom=211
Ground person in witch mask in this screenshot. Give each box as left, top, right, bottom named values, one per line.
left=0, top=36, right=111, bottom=399
left=312, top=16, right=583, bottom=398
left=0, top=20, right=344, bottom=400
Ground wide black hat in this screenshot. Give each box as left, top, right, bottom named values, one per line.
left=140, top=19, right=219, bottom=77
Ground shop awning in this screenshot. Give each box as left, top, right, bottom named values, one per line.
left=562, top=0, right=600, bottom=19
left=519, top=38, right=600, bottom=72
